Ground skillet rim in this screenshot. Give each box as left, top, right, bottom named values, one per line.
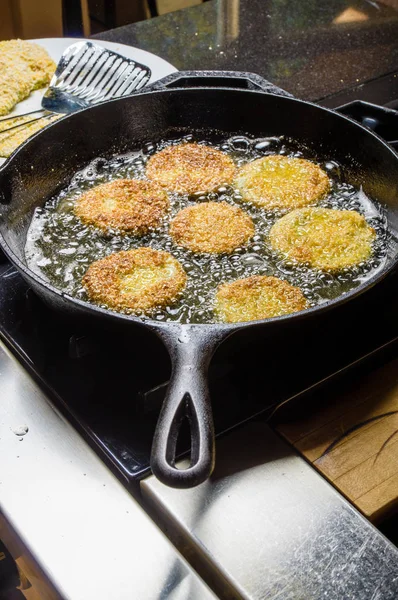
left=0, top=86, right=397, bottom=333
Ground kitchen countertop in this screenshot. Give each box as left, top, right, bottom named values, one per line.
left=274, top=345, right=398, bottom=523
left=95, top=0, right=398, bottom=101
left=0, top=340, right=216, bottom=600
left=142, top=420, right=398, bottom=600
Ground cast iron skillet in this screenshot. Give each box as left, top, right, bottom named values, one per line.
left=0, top=71, right=397, bottom=488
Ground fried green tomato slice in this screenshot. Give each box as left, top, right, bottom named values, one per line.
left=170, top=201, right=255, bottom=254
left=215, top=275, right=308, bottom=323
left=74, top=179, right=169, bottom=234
left=146, top=143, right=236, bottom=194
left=82, top=248, right=187, bottom=314
left=235, top=155, right=330, bottom=210
left=269, top=207, right=376, bottom=271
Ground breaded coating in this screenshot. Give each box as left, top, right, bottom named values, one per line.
left=75, top=179, right=169, bottom=234
left=235, top=155, right=330, bottom=210
left=269, top=207, right=376, bottom=271
left=0, top=114, right=60, bottom=157
left=0, top=40, right=56, bottom=116
left=215, top=275, right=308, bottom=323
left=83, top=247, right=187, bottom=313
left=170, top=201, right=254, bottom=254
left=146, top=143, right=236, bottom=194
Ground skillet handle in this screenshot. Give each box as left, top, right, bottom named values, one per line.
left=150, top=325, right=230, bottom=489
left=148, top=70, right=292, bottom=97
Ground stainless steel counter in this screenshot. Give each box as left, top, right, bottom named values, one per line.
left=2, top=331, right=398, bottom=600
left=142, top=422, right=398, bottom=600
left=0, top=341, right=216, bottom=599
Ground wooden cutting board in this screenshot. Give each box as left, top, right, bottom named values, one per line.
left=273, top=354, right=398, bottom=523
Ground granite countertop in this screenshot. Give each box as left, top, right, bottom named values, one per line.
left=96, top=0, right=398, bottom=101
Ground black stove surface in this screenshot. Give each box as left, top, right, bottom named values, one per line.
left=0, top=259, right=396, bottom=483
left=0, top=93, right=397, bottom=485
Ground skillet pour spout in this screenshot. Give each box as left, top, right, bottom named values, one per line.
left=149, top=323, right=232, bottom=488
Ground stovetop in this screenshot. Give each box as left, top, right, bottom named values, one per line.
left=0, top=95, right=397, bottom=485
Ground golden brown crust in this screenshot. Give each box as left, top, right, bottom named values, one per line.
left=215, top=275, right=308, bottom=323
left=269, top=207, right=376, bottom=271
left=146, top=143, right=236, bottom=194
left=235, top=155, right=330, bottom=210
left=170, top=201, right=255, bottom=254
left=75, top=179, right=169, bottom=234
left=82, top=247, right=187, bottom=313
left=0, top=40, right=56, bottom=116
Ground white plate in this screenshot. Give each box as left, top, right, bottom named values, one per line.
left=2, top=37, right=177, bottom=120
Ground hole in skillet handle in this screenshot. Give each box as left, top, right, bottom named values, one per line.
left=146, top=70, right=293, bottom=97
left=149, top=324, right=232, bottom=489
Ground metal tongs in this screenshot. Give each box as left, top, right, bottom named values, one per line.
left=0, top=41, right=152, bottom=134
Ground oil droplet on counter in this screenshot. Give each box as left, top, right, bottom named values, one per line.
left=12, top=425, right=29, bottom=437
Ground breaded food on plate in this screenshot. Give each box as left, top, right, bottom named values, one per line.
left=75, top=179, right=169, bottom=234
left=269, top=207, right=376, bottom=271
left=146, top=143, right=236, bottom=194
left=235, top=155, right=330, bottom=211
left=170, top=201, right=254, bottom=254
left=215, top=275, right=308, bottom=323
left=0, top=114, right=60, bottom=157
left=0, top=39, right=55, bottom=116
left=83, top=247, right=187, bottom=313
